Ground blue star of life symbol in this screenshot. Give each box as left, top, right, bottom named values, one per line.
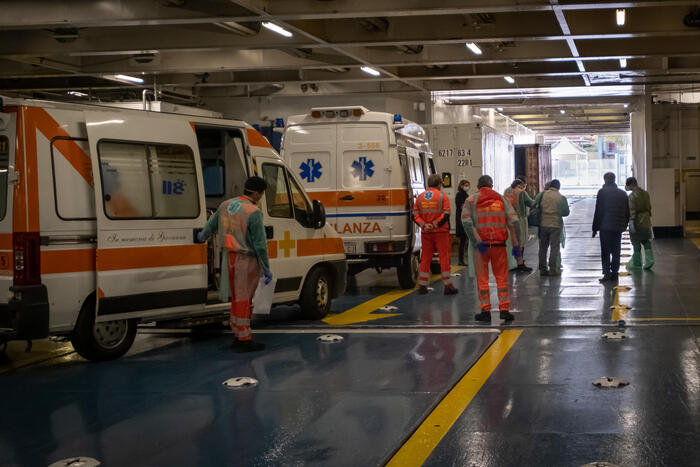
left=423, top=190, right=433, bottom=200
left=351, top=156, right=375, bottom=181
left=299, top=158, right=323, bottom=183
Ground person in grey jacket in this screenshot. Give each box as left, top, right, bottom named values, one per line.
left=536, top=179, right=569, bottom=276
left=592, top=172, right=630, bottom=283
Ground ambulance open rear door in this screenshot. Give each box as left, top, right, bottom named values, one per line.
left=84, top=111, right=208, bottom=321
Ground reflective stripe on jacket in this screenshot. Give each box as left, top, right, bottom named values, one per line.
left=461, top=187, right=518, bottom=244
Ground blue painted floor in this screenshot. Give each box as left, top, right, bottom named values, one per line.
left=0, top=331, right=497, bottom=466
left=2, top=198, right=700, bottom=466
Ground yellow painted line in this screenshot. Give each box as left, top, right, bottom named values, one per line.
left=0, top=339, right=75, bottom=375
left=387, top=329, right=522, bottom=467
left=324, top=265, right=464, bottom=326
left=610, top=287, right=626, bottom=322
left=628, top=317, right=700, bottom=321
left=693, top=238, right=700, bottom=250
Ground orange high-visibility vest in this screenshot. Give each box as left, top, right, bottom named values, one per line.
left=474, top=188, right=509, bottom=243
left=414, top=188, right=450, bottom=233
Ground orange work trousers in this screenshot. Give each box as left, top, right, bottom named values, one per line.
left=228, top=251, right=260, bottom=341
left=474, top=245, right=510, bottom=311
left=418, top=232, right=453, bottom=287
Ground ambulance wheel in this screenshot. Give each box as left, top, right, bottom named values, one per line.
left=300, top=267, right=332, bottom=320
left=71, top=296, right=137, bottom=362
left=430, top=262, right=442, bottom=275
left=397, top=253, right=419, bottom=289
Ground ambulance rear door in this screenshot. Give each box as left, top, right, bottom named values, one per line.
left=84, top=111, right=207, bottom=321
left=336, top=122, right=392, bottom=255
left=283, top=123, right=337, bottom=223
left=0, top=111, right=15, bottom=302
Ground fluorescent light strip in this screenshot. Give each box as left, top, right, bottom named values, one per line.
left=361, top=66, right=381, bottom=77
left=115, top=74, right=144, bottom=84
left=262, top=22, right=293, bottom=38
left=465, top=42, right=482, bottom=55
left=619, top=58, right=627, bottom=68
left=616, top=9, right=626, bottom=26
left=504, top=76, right=515, bottom=84
left=67, top=91, right=87, bottom=97
left=560, top=109, right=566, bottom=114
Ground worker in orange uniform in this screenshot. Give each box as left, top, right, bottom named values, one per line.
left=461, top=175, right=521, bottom=322
left=198, top=177, right=272, bottom=352
left=414, top=174, right=458, bottom=295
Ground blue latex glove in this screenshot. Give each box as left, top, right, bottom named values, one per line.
left=196, top=230, right=205, bottom=243
left=476, top=242, right=489, bottom=254
left=263, top=270, right=273, bottom=285
left=512, top=246, right=522, bottom=258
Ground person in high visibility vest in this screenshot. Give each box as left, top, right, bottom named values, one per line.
left=461, top=175, right=521, bottom=321
left=198, top=176, right=272, bottom=352
left=414, top=174, right=458, bottom=295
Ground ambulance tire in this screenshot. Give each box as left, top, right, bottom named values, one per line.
left=71, top=295, right=137, bottom=362
left=300, top=267, right=332, bottom=320
left=397, top=253, right=420, bottom=289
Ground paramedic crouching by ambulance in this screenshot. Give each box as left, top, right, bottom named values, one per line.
left=198, top=177, right=272, bottom=353
left=414, top=174, right=458, bottom=296
left=461, top=175, right=521, bottom=322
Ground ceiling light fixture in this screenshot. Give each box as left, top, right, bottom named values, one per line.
left=619, top=58, right=627, bottom=68
left=67, top=91, right=87, bottom=97
left=361, top=66, right=381, bottom=76
left=560, top=109, right=566, bottom=114
left=262, top=22, right=293, bottom=38
left=504, top=76, right=515, bottom=84
left=616, top=9, right=626, bottom=26
left=497, top=107, right=503, bottom=112
left=466, top=42, right=482, bottom=55
left=115, top=74, right=144, bottom=84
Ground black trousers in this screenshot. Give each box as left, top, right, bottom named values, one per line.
left=458, top=235, right=469, bottom=263
left=600, top=230, right=622, bottom=276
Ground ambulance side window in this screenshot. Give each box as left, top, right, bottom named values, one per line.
left=262, top=163, right=292, bottom=218
left=202, top=159, right=225, bottom=197
left=50, top=137, right=95, bottom=220
left=427, top=156, right=436, bottom=175
left=98, top=141, right=200, bottom=219
left=287, top=171, right=312, bottom=226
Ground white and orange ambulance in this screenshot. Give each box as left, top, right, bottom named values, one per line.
left=282, top=107, right=436, bottom=288
left=0, top=97, right=345, bottom=361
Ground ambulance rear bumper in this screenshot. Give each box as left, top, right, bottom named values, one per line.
left=0, top=285, right=50, bottom=341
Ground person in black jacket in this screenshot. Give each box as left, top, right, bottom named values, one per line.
left=455, top=179, right=470, bottom=265
left=592, top=172, right=630, bottom=283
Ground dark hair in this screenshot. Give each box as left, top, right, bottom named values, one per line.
left=427, top=174, right=443, bottom=188
left=549, top=179, right=561, bottom=190
left=516, top=174, right=526, bottom=182
left=244, top=176, right=268, bottom=194
left=511, top=179, right=525, bottom=189
left=626, top=177, right=637, bottom=187
left=603, top=172, right=616, bottom=184
left=477, top=175, right=493, bottom=188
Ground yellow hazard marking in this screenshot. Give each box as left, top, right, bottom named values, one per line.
left=611, top=285, right=630, bottom=322
left=279, top=230, right=296, bottom=258
left=323, top=265, right=464, bottom=326
left=693, top=238, right=700, bottom=250
left=628, top=317, right=700, bottom=322
left=0, top=339, right=75, bottom=374
left=386, top=330, right=522, bottom=467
